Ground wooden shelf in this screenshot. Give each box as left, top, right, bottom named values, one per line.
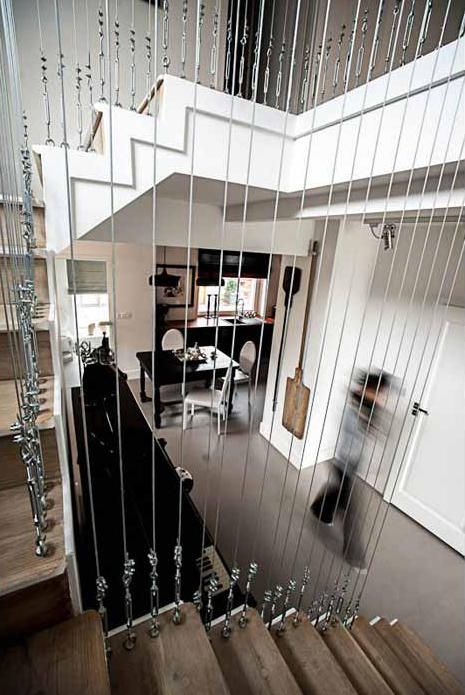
left=0, top=377, right=55, bottom=436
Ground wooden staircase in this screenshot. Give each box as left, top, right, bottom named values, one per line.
left=0, top=203, right=73, bottom=640
left=2, top=603, right=461, bottom=694
left=0, top=611, right=110, bottom=695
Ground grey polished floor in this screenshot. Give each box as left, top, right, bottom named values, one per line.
left=129, top=378, right=464, bottom=685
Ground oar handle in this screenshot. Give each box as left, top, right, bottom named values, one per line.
left=298, top=241, right=319, bottom=368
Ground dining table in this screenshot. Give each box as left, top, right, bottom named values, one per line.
left=136, top=345, right=239, bottom=428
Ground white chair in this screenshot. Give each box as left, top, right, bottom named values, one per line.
left=183, top=364, right=232, bottom=434
left=161, top=328, right=184, bottom=351
left=222, top=340, right=256, bottom=404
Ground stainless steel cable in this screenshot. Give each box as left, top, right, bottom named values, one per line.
left=275, top=0, right=392, bottom=616
left=72, top=0, right=85, bottom=147
left=343, top=142, right=465, bottom=614
left=369, top=0, right=385, bottom=76
left=148, top=0, right=160, bottom=640
left=211, top=0, right=267, bottom=580
left=193, top=0, right=244, bottom=622
left=275, top=0, right=291, bottom=109
left=296, top=0, right=319, bottom=111
left=207, top=0, right=307, bottom=632
left=323, top=29, right=465, bottom=613
left=261, top=0, right=382, bottom=629
left=353, top=216, right=465, bottom=614
left=175, top=0, right=203, bottom=627
left=129, top=0, right=136, bottom=109
left=52, top=0, right=109, bottom=652
left=302, top=0, right=455, bottom=614
left=224, top=0, right=235, bottom=92
left=246, top=0, right=336, bottom=610
left=314, top=0, right=457, bottom=592
left=345, top=199, right=465, bottom=627
left=209, top=0, right=220, bottom=89
left=202, top=0, right=268, bottom=630
left=144, top=0, right=152, bottom=115
left=98, top=2, right=107, bottom=102
left=35, top=0, right=54, bottom=145
left=1, top=0, right=49, bottom=557
left=113, top=0, right=122, bottom=107
left=262, top=0, right=276, bottom=105
left=85, top=0, right=96, bottom=149
left=302, top=1, right=447, bottom=600
left=0, top=49, right=26, bottom=413
left=257, top=4, right=348, bottom=624
left=286, top=0, right=411, bottom=614
left=236, top=0, right=249, bottom=98
left=103, top=0, right=136, bottom=651
left=161, top=0, right=170, bottom=74
left=180, top=0, right=188, bottom=79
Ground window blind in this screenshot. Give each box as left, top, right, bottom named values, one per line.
left=66, top=260, right=107, bottom=294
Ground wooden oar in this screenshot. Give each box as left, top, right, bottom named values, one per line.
left=282, top=241, right=319, bottom=438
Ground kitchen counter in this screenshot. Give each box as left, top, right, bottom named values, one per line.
left=166, top=316, right=272, bottom=329
left=166, top=317, right=232, bottom=329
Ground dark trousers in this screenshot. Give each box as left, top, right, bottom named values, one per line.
left=311, top=465, right=365, bottom=565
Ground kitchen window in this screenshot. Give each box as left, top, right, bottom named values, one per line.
left=198, top=277, right=264, bottom=315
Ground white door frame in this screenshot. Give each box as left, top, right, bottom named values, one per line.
left=385, top=305, right=465, bottom=554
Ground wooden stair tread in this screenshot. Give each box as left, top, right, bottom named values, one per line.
left=210, top=608, right=301, bottom=695
left=0, top=204, right=46, bottom=248
left=0, top=426, right=60, bottom=490
left=351, top=616, right=426, bottom=695
left=392, top=622, right=462, bottom=695
left=0, top=302, right=53, bottom=332
left=109, top=603, right=230, bottom=695
left=323, top=620, right=395, bottom=695
left=273, top=615, right=357, bottom=695
left=0, top=610, right=110, bottom=695
left=0, top=480, right=64, bottom=595
left=374, top=619, right=461, bottom=695
left=0, top=376, right=55, bottom=435
left=0, top=254, right=49, bottom=302
left=0, top=330, right=53, bottom=381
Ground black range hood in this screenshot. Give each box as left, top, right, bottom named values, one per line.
left=197, top=248, right=269, bottom=281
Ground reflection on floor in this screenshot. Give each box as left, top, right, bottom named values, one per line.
left=129, top=378, right=464, bottom=685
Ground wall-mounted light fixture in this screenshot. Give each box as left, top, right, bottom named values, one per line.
left=368, top=222, right=396, bottom=250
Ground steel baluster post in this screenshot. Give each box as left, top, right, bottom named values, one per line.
left=238, top=561, right=258, bottom=628
left=222, top=567, right=240, bottom=638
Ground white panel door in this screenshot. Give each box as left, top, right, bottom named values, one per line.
left=391, top=307, right=465, bottom=554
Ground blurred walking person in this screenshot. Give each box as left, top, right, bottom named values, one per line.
left=311, top=369, right=392, bottom=569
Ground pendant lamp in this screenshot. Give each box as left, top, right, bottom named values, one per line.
left=149, top=247, right=181, bottom=288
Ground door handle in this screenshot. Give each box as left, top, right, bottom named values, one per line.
left=412, top=401, right=429, bottom=416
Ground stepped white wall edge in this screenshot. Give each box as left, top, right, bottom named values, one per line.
left=35, top=38, right=465, bottom=255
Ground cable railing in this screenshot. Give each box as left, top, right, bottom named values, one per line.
left=23, top=0, right=464, bottom=152
left=0, top=0, right=463, bottom=662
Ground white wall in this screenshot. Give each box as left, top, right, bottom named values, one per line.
left=260, top=219, right=378, bottom=467
left=14, top=0, right=228, bottom=170
left=260, top=218, right=464, bottom=481
left=57, top=239, right=156, bottom=377
left=87, top=193, right=315, bottom=256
